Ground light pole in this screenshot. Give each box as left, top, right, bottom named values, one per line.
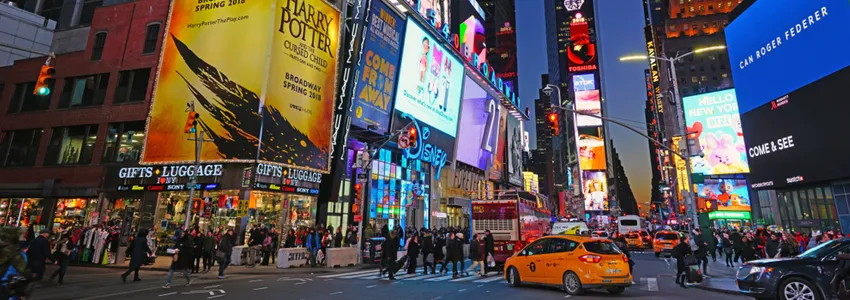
left=619, top=45, right=726, bottom=228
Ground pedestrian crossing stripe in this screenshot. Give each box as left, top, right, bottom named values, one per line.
left=318, top=270, right=378, bottom=278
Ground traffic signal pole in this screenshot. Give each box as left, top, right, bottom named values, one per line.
left=185, top=101, right=213, bottom=230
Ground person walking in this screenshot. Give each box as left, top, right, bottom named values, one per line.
left=26, top=229, right=54, bottom=281
left=217, top=228, right=234, bottom=279
left=246, top=225, right=261, bottom=268
left=464, top=234, right=484, bottom=276
left=721, top=233, right=734, bottom=267
left=49, top=233, right=75, bottom=284
left=192, top=230, right=204, bottom=273
left=380, top=231, right=399, bottom=280
left=730, top=229, right=743, bottom=263
left=420, top=229, right=434, bottom=275
left=202, top=231, right=216, bottom=273
left=163, top=232, right=193, bottom=288
left=261, top=230, right=273, bottom=266
left=672, top=236, right=692, bottom=288
left=692, top=229, right=709, bottom=276
left=406, top=234, right=421, bottom=274
left=434, top=231, right=446, bottom=275
left=306, top=228, right=320, bottom=267
left=765, top=233, right=780, bottom=258
left=483, top=230, right=495, bottom=276
left=122, top=229, right=152, bottom=282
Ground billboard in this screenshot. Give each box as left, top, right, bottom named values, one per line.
left=142, top=0, right=340, bottom=173
left=567, top=21, right=597, bottom=73
left=725, top=0, right=850, bottom=114
left=582, top=170, right=608, bottom=211
left=488, top=106, right=508, bottom=181
left=670, top=136, right=690, bottom=193
left=742, top=65, right=850, bottom=189
left=698, top=178, right=751, bottom=212
left=572, top=74, right=595, bottom=92
left=351, top=0, right=405, bottom=134
left=682, top=89, right=749, bottom=175
left=577, top=127, right=606, bottom=170
left=453, top=0, right=486, bottom=68
left=574, top=89, right=601, bottom=127
left=394, top=18, right=464, bottom=137
left=405, top=0, right=451, bottom=37
left=506, top=114, right=524, bottom=186
left=456, top=75, right=501, bottom=171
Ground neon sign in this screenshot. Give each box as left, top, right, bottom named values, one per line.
left=399, top=113, right=448, bottom=177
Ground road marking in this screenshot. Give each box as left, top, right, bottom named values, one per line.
left=318, top=270, right=379, bottom=278
left=249, top=279, right=263, bottom=282
left=208, top=295, right=225, bottom=299
left=204, top=285, right=220, bottom=289
left=449, top=276, right=480, bottom=282
left=564, top=295, right=572, bottom=298
left=477, top=284, right=483, bottom=287
left=330, top=291, right=343, bottom=295
left=324, top=279, right=334, bottom=281
left=430, top=297, right=442, bottom=300
left=295, top=282, right=307, bottom=285
left=425, top=274, right=455, bottom=281
left=403, top=274, right=442, bottom=281
left=458, top=289, right=467, bottom=292
left=366, top=285, right=377, bottom=288
left=391, top=281, right=403, bottom=284
left=472, top=276, right=505, bottom=283
left=158, top=292, right=176, bottom=297
left=647, top=277, right=658, bottom=291
left=253, top=287, right=268, bottom=291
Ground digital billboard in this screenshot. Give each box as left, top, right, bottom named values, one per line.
left=506, top=114, right=525, bottom=186
left=453, top=0, right=486, bottom=68
left=489, top=107, right=508, bottom=181
left=456, top=75, right=501, bottom=171
left=670, top=136, right=690, bottom=193
left=567, top=21, right=597, bottom=73
left=725, top=0, right=850, bottom=113
left=742, top=65, right=850, bottom=189
left=577, top=127, right=606, bottom=170
left=572, top=74, right=595, bottom=92
left=698, top=178, right=751, bottom=212
left=406, top=0, right=451, bottom=38
left=492, top=20, right=518, bottom=91
left=142, top=0, right=340, bottom=173
left=394, top=18, right=464, bottom=137
left=682, top=89, right=749, bottom=175
left=351, top=0, right=405, bottom=134
left=582, top=170, right=608, bottom=211
left=575, top=89, right=601, bottom=127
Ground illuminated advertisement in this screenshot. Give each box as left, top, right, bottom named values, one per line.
left=725, top=0, right=850, bottom=113
left=351, top=0, right=405, bottom=134
left=697, top=178, right=751, bottom=212
left=682, top=89, right=750, bottom=175
left=456, top=75, right=501, bottom=171
left=142, top=0, right=340, bottom=173
left=670, top=136, right=690, bottom=193
left=489, top=107, right=508, bottom=181
left=523, top=172, right=539, bottom=194
left=575, top=89, right=601, bottom=127
left=493, top=20, right=518, bottom=90
left=453, top=0, right=486, bottom=68
left=405, top=0, right=451, bottom=38
left=394, top=19, right=464, bottom=137
left=506, top=114, right=525, bottom=186
left=572, top=74, right=595, bottom=91
left=582, top=170, right=608, bottom=211
left=577, top=127, right=606, bottom=170
left=567, top=21, right=597, bottom=73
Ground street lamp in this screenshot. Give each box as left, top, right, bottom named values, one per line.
left=618, top=45, right=726, bottom=228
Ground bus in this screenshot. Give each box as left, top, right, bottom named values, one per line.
left=472, top=190, right=549, bottom=269
left=617, top=215, right=646, bottom=234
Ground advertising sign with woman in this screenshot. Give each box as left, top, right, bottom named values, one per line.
left=582, top=171, right=607, bottom=211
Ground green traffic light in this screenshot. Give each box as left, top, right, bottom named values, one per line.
left=37, top=87, right=50, bottom=95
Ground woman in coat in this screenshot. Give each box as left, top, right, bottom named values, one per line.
left=122, top=229, right=151, bottom=282
left=433, top=233, right=446, bottom=275
left=464, top=234, right=484, bottom=276
left=406, top=235, right=421, bottom=275
left=380, top=231, right=399, bottom=280
left=163, top=232, right=193, bottom=288
left=285, top=229, right=296, bottom=248
left=49, top=233, right=75, bottom=284
left=672, top=236, right=692, bottom=288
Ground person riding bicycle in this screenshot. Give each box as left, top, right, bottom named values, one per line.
left=0, top=227, right=33, bottom=299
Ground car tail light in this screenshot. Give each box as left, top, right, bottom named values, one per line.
left=579, top=254, right=601, bottom=263
left=622, top=255, right=629, bottom=262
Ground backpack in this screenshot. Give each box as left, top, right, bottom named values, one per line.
left=689, top=238, right=699, bottom=252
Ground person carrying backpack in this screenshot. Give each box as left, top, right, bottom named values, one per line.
left=673, top=236, right=693, bottom=288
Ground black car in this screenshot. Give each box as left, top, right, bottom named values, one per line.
left=736, top=239, right=850, bottom=300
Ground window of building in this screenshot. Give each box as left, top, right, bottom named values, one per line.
left=102, top=121, right=144, bottom=163
left=669, top=25, right=676, bottom=31
left=722, top=73, right=728, bottom=78
left=719, top=2, right=723, bottom=8
left=142, top=23, right=161, bottom=54
left=679, top=0, right=684, bottom=4
left=721, top=64, right=727, bottom=70
left=44, top=124, right=99, bottom=165
left=690, top=66, right=696, bottom=72
left=114, top=68, right=150, bottom=103
left=727, top=1, right=732, bottom=7
left=699, top=66, right=705, bottom=71
left=79, top=0, right=103, bottom=26
left=8, top=82, right=51, bottom=113
left=684, top=24, right=689, bottom=30
left=691, top=76, right=698, bottom=83
left=708, top=5, right=713, bottom=10
left=703, top=22, right=708, bottom=29
left=712, top=76, right=718, bottom=81
left=91, top=32, right=107, bottom=61
left=699, top=5, right=704, bottom=11
left=689, top=6, right=694, bottom=12
left=58, top=73, right=110, bottom=108
left=40, top=0, right=63, bottom=22
left=0, top=129, right=43, bottom=167
left=701, top=75, right=708, bottom=81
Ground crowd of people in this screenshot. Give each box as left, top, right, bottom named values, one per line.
left=376, top=226, right=494, bottom=280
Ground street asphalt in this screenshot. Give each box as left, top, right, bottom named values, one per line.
left=32, top=252, right=753, bottom=300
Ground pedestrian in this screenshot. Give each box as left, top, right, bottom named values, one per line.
left=730, top=229, right=743, bottom=263
left=321, top=227, right=332, bottom=265
left=285, top=229, right=296, bottom=248
left=306, top=228, right=320, bottom=267
left=709, top=230, right=718, bottom=262
left=163, top=232, right=193, bottom=288
left=122, top=229, right=152, bottom=282
left=433, top=232, right=446, bottom=275
left=464, top=234, right=484, bottom=276
left=406, top=234, right=421, bottom=275
left=246, top=225, right=261, bottom=268
left=741, top=237, right=758, bottom=263
left=765, top=233, right=780, bottom=258
left=692, top=229, right=709, bottom=275
left=420, top=229, right=434, bottom=275
left=217, top=228, right=234, bottom=279
left=334, top=227, right=343, bottom=248
left=49, top=233, right=74, bottom=284
left=672, top=236, right=692, bottom=288
left=26, top=229, right=54, bottom=281
left=721, top=233, right=734, bottom=267
left=483, top=230, right=495, bottom=275
left=270, top=228, right=279, bottom=265
left=192, top=230, right=204, bottom=273
left=202, top=231, right=216, bottom=272
left=147, top=226, right=158, bottom=259
left=261, top=230, right=273, bottom=266
left=380, top=231, right=399, bottom=280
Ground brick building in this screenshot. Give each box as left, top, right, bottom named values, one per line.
left=0, top=0, right=167, bottom=229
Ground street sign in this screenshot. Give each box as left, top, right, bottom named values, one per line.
left=398, top=135, right=409, bottom=149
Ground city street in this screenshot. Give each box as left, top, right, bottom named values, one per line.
left=33, top=252, right=751, bottom=300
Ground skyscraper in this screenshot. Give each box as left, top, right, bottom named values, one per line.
left=479, top=0, right=519, bottom=93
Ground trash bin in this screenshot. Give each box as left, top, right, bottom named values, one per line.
left=366, top=237, right=385, bottom=264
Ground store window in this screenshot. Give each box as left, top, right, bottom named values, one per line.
left=367, top=148, right=430, bottom=233
left=114, top=68, right=151, bottom=103
left=59, top=73, right=110, bottom=108
left=45, top=124, right=99, bottom=165
left=102, top=121, right=145, bottom=163
left=8, top=82, right=51, bottom=113
left=282, top=194, right=317, bottom=231
left=53, top=198, right=97, bottom=230
left=102, top=197, right=141, bottom=230
left=0, top=198, right=44, bottom=227
left=0, top=128, right=43, bottom=167
left=250, top=191, right=285, bottom=229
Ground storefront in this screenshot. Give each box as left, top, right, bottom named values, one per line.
left=362, top=148, right=431, bottom=234
left=775, top=185, right=839, bottom=233
left=0, top=198, right=45, bottom=228
left=52, top=198, right=98, bottom=230
left=707, top=211, right=753, bottom=230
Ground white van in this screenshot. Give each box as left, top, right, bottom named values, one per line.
left=551, top=221, right=589, bottom=235
left=617, top=215, right=645, bottom=234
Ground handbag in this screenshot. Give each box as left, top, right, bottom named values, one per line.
left=215, top=250, right=226, bottom=260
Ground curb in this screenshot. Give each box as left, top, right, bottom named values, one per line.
left=65, top=262, right=373, bottom=275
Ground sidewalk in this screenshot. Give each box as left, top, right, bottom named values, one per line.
left=695, top=255, right=742, bottom=295
left=62, top=255, right=372, bottom=275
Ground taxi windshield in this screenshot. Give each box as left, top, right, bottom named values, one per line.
left=656, top=233, right=679, bottom=240
left=626, top=233, right=639, bottom=238
left=584, top=241, right=623, bottom=255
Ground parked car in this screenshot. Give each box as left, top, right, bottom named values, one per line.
left=736, top=239, right=850, bottom=300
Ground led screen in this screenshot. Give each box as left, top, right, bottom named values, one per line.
left=394, top=18, right=464, bottom=137
left=506, top=114, right=524, bottom=187
left=577, top=127, right=606, bottom=170
left=575, top=89, right=601, bottom=127
left=406, top=0, right=451, bottom=37
left=582, top=170, right=608, bottom=211
left=572, top=74, right=595, bottom=92
left=682, top=89, right=750, bottom=175
left=697, top=178, right=751, bottom=212
left=456, top=75, right=500, bottom=170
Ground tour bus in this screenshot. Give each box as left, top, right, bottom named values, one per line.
left=472, top=190, right=549, bottom=269
left=617, top=215, right=645, bottom=234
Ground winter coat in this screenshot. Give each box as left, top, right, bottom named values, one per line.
left=468, top=240, right=482, bottom=261
left=672, top=242, right=692, bottom=272
left=203, top=236, right=216, bottom=252
left=171, top=237, right=194, bottom=270
left=407, top=239, right=421, bottom=258
left=285, top=234, right=296, bottom=248
left=741, top=241, right=757, bottom=260
left=128, top=231, right=152, bottom=268
left=433, top=236, right=445, bottom=261
left=421, top=233, right=433, bottom=253
left=306, top=233, right=320, bottom=251
left=381, top=237, right=399, bottom=260
left=484, top=234, right=495, bottom=255
left=333, top=232, right=343, bottom=248
left=218, top=233, right=234, bottom=256
left=765, top=239, right=780, bottom=258
left=693, top=235, right=708, bottom=259
left=193, top=235, right=204, bottom=258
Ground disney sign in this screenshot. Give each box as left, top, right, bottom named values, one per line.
left=399, top=113, right=448, bottom=177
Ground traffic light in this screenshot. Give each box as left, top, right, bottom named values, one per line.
left=184, top=112, right=199, bottom=133
left=679, top=205, right=686, bottom=214
left=651, top=203, right=656, bottom=210
left=704, top=199, right=718, bottom=212
left=548, top=112, right=559, bottom=136
left=33, top=64, right=55, bottom=96
left=408, top=127, right=418, bottom=148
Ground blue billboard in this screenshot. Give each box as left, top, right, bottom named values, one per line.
left=682, top=89, right=749, bottom=175
left=350, top=0, right=405, bottom=134
left=726, top=0, right=850, bottom=113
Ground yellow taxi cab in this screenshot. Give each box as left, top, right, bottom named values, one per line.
left=653, top=231, right=682, bottom=257
left=624, top=232, right=644, bottom=249
left=504, top=235, right=632, bottom=295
